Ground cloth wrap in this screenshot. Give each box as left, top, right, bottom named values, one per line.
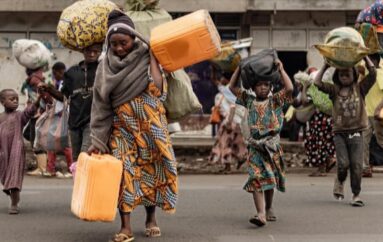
left=90, top=24, right=150, bottom=153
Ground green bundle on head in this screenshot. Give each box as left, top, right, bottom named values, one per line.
left=125, top=0, right=159, bottom=11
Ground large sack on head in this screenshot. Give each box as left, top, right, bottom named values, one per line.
left=57, top=0, right=119, bottom=51
left=12, top=39, right=52, bottom=69
left=240, top=49, right=280, bottom=90
left=209, top=42, right=241, bottom=72
left=314, top=27, right=372, bottom=69
left=126, top=8, right=172, bottom=39
left=163, top=70, right=202, bottom=121
left=125, top=0, right=159, bottom=11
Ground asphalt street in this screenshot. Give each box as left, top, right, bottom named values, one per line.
left=1, top=174, right=383, bottom=242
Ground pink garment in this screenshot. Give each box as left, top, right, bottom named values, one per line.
left=47, top=148, right=73, bottom=173
left=0, top=106, right=36, bottom=194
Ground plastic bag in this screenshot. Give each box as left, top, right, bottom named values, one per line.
left=12, top=39, right=52, bottom=69
left=163, top=70, right=202, bottom=121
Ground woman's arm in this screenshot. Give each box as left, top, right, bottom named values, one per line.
left=150, top=51, right=164, bottom=90
left=229, top=67, right=241, bottom=96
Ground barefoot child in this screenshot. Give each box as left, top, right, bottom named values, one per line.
left=314, top=57, right=376, bottom=207
left=229, top=58, right=293, bottom=227
left=0, top=89, right=39, bottom=214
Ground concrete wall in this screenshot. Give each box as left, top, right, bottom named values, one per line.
left=0, top=0, right=374, bottom=12
left=248, top=0, right=372, bottom=11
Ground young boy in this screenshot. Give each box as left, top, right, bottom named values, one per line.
left=0, top=89, right=39, bottom=214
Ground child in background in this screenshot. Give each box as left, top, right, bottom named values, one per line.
left=314, top=57, right=376, bottom=207
left=0, top=89, right=40, bottom=214
left=46, top=62, right=73, bottom=178
left=229, top=59, right=293, bottom=226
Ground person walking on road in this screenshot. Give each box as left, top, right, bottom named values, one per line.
left=314, top=57, right=376, bottom=207
left=39, top=44, right=102, bottom=163
left=46, top=62, right=73, bottom=178
left=0, top=89, right=40, bottom=214
left=294, top=69, right=336, bottom=177
left=229, top=58, right=293, bottom=227
left=209, top=72, right=248, bottom=173
left=88, top=11, right=178, bottom=242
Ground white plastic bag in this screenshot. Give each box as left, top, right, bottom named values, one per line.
left=12, top=39, right=52, bottom=69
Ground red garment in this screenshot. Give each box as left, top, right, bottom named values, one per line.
left=47, top=148, right=73, bottom=173
left=27, top=69, right=53, bottom=104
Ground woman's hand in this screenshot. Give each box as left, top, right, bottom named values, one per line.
left=87, top=145, right=101, bottom=155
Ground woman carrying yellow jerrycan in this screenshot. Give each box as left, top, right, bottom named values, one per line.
left=88, top=10, right=178, bottom=242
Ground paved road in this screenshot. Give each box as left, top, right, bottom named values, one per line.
left=1, top=174, right=383, bottom=242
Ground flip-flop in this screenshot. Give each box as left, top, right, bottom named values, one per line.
left=351, top=199, right=365, bottom=207
left=333, top=193, right=344, bottom=201
left=333, top=179, right=344, bottom=201
left=266, top=210, right=277, bottom=222
left=110, top=233, right=135, bottom=242
left=249, top=215, right=266, bottom=227
left=145, top=226, right=161, bottom=238
left=8, top=206, right=19, bottom=215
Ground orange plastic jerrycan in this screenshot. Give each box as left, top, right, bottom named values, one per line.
left=150, top=9, right=222, bottom=72
left=71, top=153, right=123, bottom=222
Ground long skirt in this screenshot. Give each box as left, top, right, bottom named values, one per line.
left=304, top=111, right=335, bottom=167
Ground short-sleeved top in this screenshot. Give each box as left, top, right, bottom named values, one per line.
left=236, top=90, right=291, bottom=140
left=61, top=61, right=98, bottom=129
left=315, top=76, right=375, bottom=133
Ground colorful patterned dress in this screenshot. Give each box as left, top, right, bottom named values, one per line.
left=109, top=80, right=178, bottom=213
left=237, top=90, right=291, bottom=192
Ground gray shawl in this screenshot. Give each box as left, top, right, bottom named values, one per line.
left=91, top=41, right=150, bottom=153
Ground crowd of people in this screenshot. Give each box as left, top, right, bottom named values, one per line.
left=1, top=7, right=383, bottom=242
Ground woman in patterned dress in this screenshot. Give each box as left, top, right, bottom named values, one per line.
left=295, top=70, right=336, bottom=176
left=229, top=59, right=293, bottom=227
left=89, top=11, right=177, bottom=242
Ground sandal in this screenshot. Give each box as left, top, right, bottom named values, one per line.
left=145, top=226, right=161, bottom=237
left=8, top=206, right=19, bottom=215
left=249, top=215, right=266, bottom=227
left=333, top=178, right=344, bottom=201
left=266, top=210, right=277, bottom=222
left=351, top=197, right=365, bottom=207
left=110, top=233, right=135, bottom=242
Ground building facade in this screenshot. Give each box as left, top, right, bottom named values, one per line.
left=0, top=0, right=375, bottom=108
